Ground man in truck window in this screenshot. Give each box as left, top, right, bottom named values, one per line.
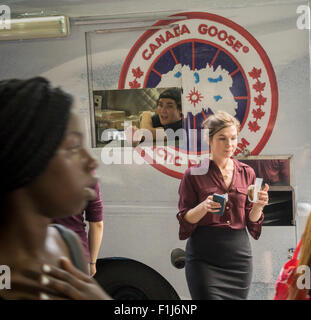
left=125, top=88, right=183, bottom=144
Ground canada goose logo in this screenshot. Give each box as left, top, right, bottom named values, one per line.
left=158, top=63, right=237, bottom=117
left=119, top=12, right=278, bottom=179
left=0, top=6, right=11, bottom=30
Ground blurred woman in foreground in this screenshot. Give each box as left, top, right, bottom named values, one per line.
left=0, top=77, right=110, bottom=300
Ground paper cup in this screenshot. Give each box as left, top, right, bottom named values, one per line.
left=247, top=185, right=255, bottom=202
left=247, top=179, right=264, bottom=203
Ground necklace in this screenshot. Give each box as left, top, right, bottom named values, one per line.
left=221, top=171, right=231, bottom=180
left=219, top=161, right=233, bottom=180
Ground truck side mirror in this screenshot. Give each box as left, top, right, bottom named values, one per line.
left=171, top=248, right=186, bottom=269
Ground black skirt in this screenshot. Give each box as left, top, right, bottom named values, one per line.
left=185, top=226, right=253, bottom=300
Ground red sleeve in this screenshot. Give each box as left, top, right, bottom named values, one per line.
left=245, top=167, right=264, bottom=240
left=85, top=182, right=104, bottom=222
left=177, top=169, right=199, bottom=240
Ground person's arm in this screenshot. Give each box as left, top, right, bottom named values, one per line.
left=245, top=168, right=268, bottom=240
left=184, top=195, right=221, bottom=224
left=88, top=221, right=103, bottom=277
left=249, top=183, right=269, bottom=222
left=177, top=169, right=220, bottom=240
left=85, top=181, right=104, bottom=277
left=139, top=111, right=166, bottom=141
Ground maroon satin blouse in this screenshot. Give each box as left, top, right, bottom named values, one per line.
left=177, top=158, right=264, bottom=240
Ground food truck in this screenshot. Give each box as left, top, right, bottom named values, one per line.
left=0, top=0, right=310, bottom=299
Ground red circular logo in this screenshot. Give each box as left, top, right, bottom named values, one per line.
left=119, top=12, right=278, bottom=179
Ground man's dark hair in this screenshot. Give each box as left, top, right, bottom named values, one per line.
left=157, top=88, right=182, bottom=111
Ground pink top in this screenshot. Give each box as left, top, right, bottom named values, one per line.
left=177, top=158, right=264, bottom=240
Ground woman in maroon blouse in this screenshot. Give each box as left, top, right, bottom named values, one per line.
left=177, top=111, right=269, bottom=300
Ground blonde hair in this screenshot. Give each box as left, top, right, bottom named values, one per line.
left=288, top=211, right=311, bottom=300
left=202, top=111, right=240, bottom=138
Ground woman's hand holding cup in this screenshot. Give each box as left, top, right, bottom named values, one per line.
left=248, top=183, right=269, bottom=210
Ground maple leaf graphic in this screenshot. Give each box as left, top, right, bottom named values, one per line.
left=253, top=80, right=266, bottom=93
left=254, top=94, right=267, bottom=106
left=129, top=79, right=141, bottom=89
left=252, top=108, right=265, bottom=120
left=248, top=67, right=262, bottom=79
left=248, top=120, right=261, bottom=132
left=132, top=67, right=144, bottom=79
